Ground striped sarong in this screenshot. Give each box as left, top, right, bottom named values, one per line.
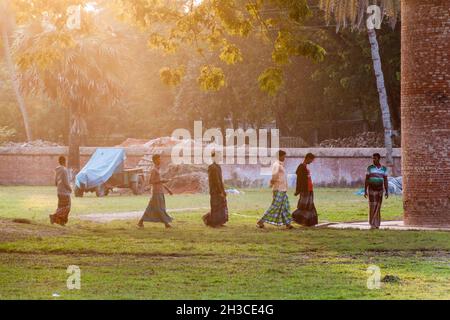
left=260, top=191, right=292, bottom=226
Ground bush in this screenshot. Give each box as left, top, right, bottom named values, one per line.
left=0, top=126, right=16, bottom=144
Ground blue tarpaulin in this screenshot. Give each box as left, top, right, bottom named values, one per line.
left=75, top=148, right=126, bottom=189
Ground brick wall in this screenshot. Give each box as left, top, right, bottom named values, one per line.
left=401, top=0, right=450, bottom=226
left=0, top=147, right=401, bottom=187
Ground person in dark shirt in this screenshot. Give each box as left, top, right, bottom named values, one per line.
left=203, top=151, right=228, bottom=227
left=292, top=153, right=318, bottom=226
left=49, top=156, right=72, bottom=226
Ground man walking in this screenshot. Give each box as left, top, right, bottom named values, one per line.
left=257, top=150, right=293, bottom=229
left=364, top=153, right=389, bottom=229
left=49, top=156, right=72, bottom=226
left=138, top=154, right=173, bottom=228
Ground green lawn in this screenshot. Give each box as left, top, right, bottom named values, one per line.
left=0, top=186, right=404, bottom=222
left=0, top=186, right=449, bottom=300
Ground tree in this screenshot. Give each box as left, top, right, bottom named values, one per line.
left=318, top=0, right=400, bottom=170
left=14, top=2, right=127, bottom=172
left=116, top=0, right=326, bottom=95
left=0, top=0, right=33, bottom=141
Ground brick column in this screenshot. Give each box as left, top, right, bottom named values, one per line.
left=401, top=0, right=450, bottom=226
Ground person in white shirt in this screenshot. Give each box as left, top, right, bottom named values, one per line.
left=257, top=150, right=294, bottom=229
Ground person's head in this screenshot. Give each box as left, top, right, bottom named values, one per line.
left=372, top=153, right=381, bottom=165
left=58, top=155, right=66, bottom=166
left=278, top=150, right=286, bottom=162
left=152, top=154, right=161, bottom=166
left=211, top=150, right=216, bottom=162
left=304, top=153, right=315, bottom=165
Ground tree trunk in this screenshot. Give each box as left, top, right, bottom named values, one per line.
left=68, top=106, right=81, bottom=176
left=1, top=28, right=33, bottom=141
left=368, top=28, right=394, bottom=171
left=401, top=0, right=450, bottom=227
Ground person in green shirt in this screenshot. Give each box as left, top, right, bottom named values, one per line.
left=364, top=153, right=389, bottom=229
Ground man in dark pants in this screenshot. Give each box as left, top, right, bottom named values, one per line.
left=49, top=156, right=72, bottom=226
left=203, top=151, right=228, bottom=227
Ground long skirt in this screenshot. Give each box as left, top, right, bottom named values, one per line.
left=203, top=194, right=228, bottom=227
left=368, top=188, right=383, bottom=228
left=292, top=191, right=318, bottom=227
left=141, top=193, right=173, bottom=224
left=259, top=191, right=292, bottom=226
left=50, top=195, right=71, bottom=226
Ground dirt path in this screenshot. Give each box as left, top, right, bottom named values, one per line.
left=78, top=207, right=209, bottom=223
left=0, top=219, right=69, bottom=242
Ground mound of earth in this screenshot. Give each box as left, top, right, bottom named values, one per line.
left=1, top=139, right=62, bottom=148
left=0, top=218, right=69, bottom=243
left=163, top=164, right=208, bottom=194
left=319, top=132, right=400, bottom=148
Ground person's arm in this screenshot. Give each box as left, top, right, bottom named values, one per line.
left=216, top=166, right=226, bottom=197
left=364, top=166, right=370, bottom=198
left=55, top=171, right=58, bottom=187
left=384, top=171, right=389, bottom=199
left=364, top=174, right=369, bottom=198
left=63, top=169, right=72, bottom=193
left=270, top=162, right=279, bottom=187
left=295, top=165, right=301, bottom=195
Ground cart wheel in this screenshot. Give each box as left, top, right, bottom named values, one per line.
left=131, top=176, right=145, bottom=195
left=74, top=186, right=84, bottom=198
left=96, top=184, right=106, bottom=197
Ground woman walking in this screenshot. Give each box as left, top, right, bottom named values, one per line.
left=138, top=154, right=173, bottom=228
left=203, top=151, right=228, bottom=227
left=257, top=150, right=294, bottom=229
left=292, top=153, right=318, bottom=227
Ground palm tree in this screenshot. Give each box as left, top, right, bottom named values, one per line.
left=0, top=0, right=33, bottom=141
left=14, top=17, right=126, bottom=173
left=319, top=0, right=400, bottom=170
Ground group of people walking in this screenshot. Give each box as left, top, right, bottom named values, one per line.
left=50, top=151, right=389, bottom=230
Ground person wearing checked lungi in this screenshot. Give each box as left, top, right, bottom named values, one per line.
left=364, top=153, right=389, bottom=229
left=257, top=150, right=294, bottom=230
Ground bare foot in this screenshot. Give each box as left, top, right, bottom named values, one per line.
left=286, top=224, right=294, bottom=230
left=257, top=221, right=265, bottom=229
left=165, top=223, right=172, bottom=229
left=137, top=222, right=144, bottom=228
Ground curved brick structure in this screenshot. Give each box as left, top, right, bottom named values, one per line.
left=402, top=0, right=450, bottom=226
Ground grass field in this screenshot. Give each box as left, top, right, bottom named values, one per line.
left=0, top=186, right=449, bottom=300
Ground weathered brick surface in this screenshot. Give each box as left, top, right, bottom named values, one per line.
left=0, top=147, right=401, bottom=187
left=402, top=0, right=450, bottom=226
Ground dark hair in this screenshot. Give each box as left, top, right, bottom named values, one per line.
left=278, top=150, right=286, bottom=157
left=58, top=156, right=66, bottom=165
left=152, top=154, right=161, bottom=162
left=305, top=153, right=315, bottom=160
left=211, top=150, right=216, bottom=157
left=373, top=153, right=381, bottom=159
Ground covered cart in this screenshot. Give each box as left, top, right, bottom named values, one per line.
left=74, top=148, right=145, bottom=197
